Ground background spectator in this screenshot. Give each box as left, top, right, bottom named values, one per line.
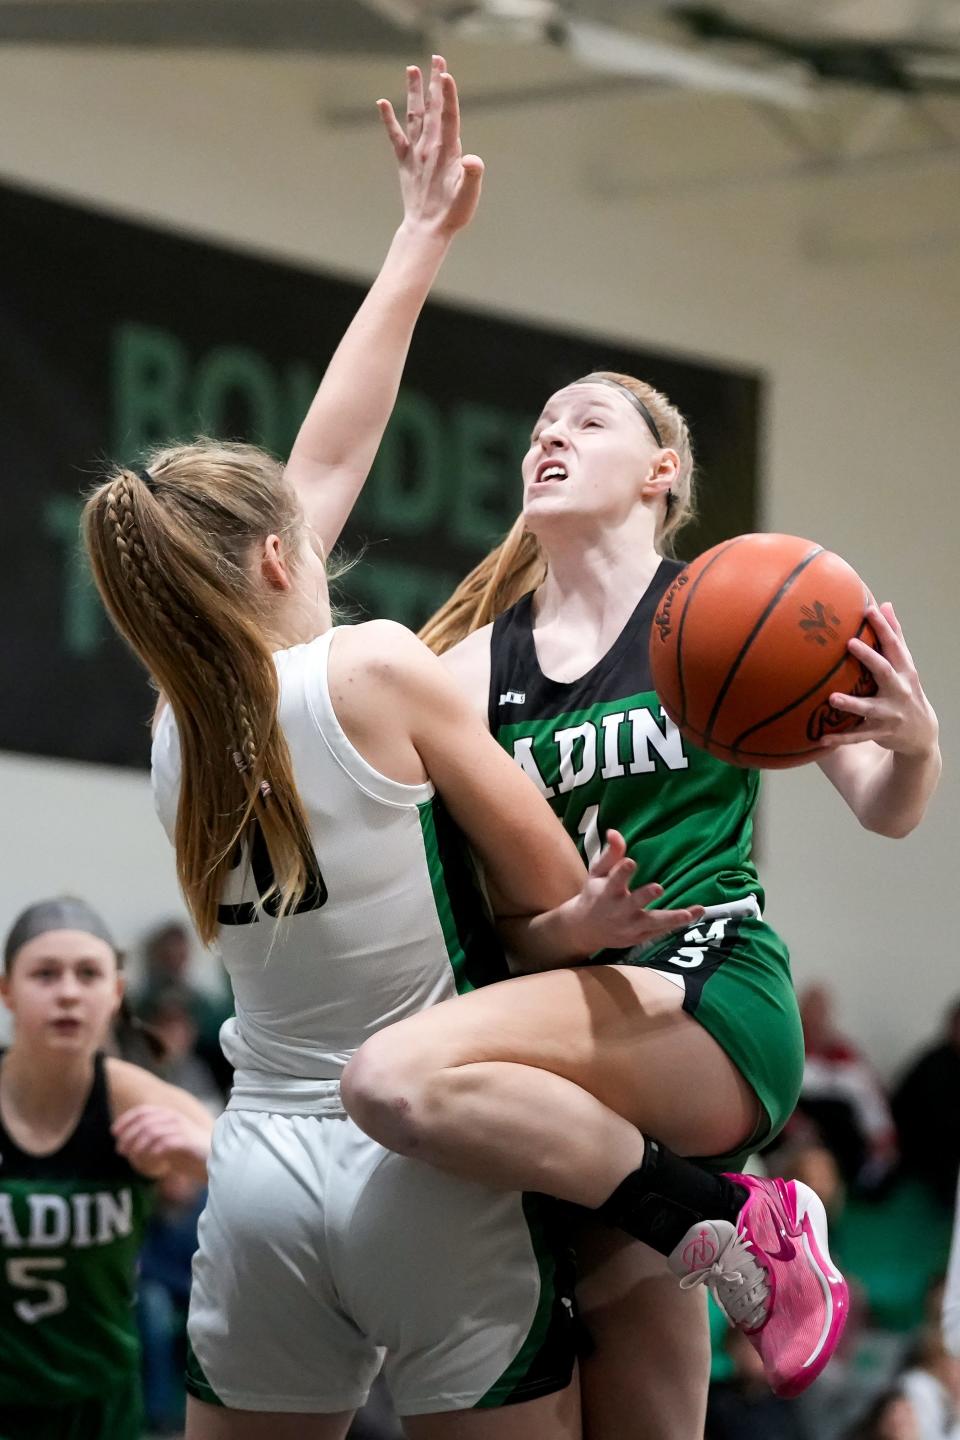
left=844, top=1389, right=921, bottom=1440
left=797, top=983, right=898, bottom=1193
left=138, top=985, right=224, bottom=1118
left=705, top=1327, right=807, bottom=1439
left=138, top=1171, right=208, bottom=1436
left=135, top=921, right=233, bottom=1099
left=899, top=1327, right=960, bottom=1439
left=893, top=1002, right=960, bottom=1211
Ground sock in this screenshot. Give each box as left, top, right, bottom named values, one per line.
left=592, top=1140, right=749, bottom=1256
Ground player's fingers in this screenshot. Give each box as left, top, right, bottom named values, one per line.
left=862, top=606, right=909, bottom=670
left=654, top=905, right=705, bottom=930
left=111, top=1105, right=157, bottom=1136
left=377, top=98, right=409, bottom=159
left=878, top=602, right=916, bottom=671
left=115, top=1112, right=182, bottom=1147
left=423, top=54, right=445, bottom=144
left=115, top=1128, right=151, bottom=1156
left=439, top=70, right=461, bottom=153
left=113, top=1107, right=175, bottom=1142
left=605, top=857, right=637, bottom=892
left=817, top=726, right=877, bottom=748
left=589, top=829, right=626, bottom=877
left=115, top=1115, right=166, bottom=1144
left=139, top=1132, right=178, bottom=1156
left=828, top=691, right=878, bottom=716
left=628, top=881, right=664, bottom=909
left=445, top=155, right=485, bottom=230
left=882, top=601, right=905, bottom=640
left=123, top=1130, right=182, bottom=1164
left=847, top=635, right=896, bottom=683
left=405, top=64, right=425, bottom=135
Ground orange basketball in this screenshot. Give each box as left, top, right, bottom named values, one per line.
left=649, top=533, right=878, bottom=769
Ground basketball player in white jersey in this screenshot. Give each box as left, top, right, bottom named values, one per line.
left=81, top=60, right=708, bottom=1439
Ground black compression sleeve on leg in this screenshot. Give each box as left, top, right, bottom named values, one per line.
left=591, top=1140, right=749, bottom=1256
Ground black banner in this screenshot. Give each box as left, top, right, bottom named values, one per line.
left=1, top=182, right=761, bottom=767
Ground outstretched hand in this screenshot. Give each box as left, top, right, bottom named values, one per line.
left=378, top=55, right=484, bottom=238
left=566, top=830, right=705, bottom=955
left=820, top=603, right=938, bottom=758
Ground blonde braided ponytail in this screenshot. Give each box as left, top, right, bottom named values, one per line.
left=84, top=442, right=318, bottom=944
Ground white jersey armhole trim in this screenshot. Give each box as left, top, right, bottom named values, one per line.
left=305, top=629, right=435, bottom=810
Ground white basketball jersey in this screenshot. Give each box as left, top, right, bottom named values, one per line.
left=151, top=629, right=506, bottom=1111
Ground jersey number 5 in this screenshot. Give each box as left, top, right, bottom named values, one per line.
left=7, top=1257, right=67, bottom=1324
left=218, top=820, right=328, bottom=926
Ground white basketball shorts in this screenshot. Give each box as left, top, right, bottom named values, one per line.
left=185, top=1106, right=577, bottom=1415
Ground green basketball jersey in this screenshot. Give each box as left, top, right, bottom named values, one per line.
left=488, top=560, right=764, bottom=914
left=0, top=1052, right=153, bottom=1407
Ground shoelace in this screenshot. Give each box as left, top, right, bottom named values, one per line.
left=678, top=1228, right=770, bottom=1330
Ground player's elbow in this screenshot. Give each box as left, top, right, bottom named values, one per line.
left=861, top=810, right=920, bottom=840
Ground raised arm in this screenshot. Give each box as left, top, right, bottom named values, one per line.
left=817, top=603, right=941, bottom=838
left=285, top=56, right=483, bottom=552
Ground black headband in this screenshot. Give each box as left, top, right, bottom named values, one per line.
left=572, top=374, right=664, bottom=447
left=4, top=896, right=116, bottom=972
left=136, top=468, right=158, bottom=494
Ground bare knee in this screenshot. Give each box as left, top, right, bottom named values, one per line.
left=341, top=1032, right=436, bottom=1157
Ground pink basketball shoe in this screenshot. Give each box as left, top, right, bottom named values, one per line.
left=667, top=1175, right=848, bottom=1397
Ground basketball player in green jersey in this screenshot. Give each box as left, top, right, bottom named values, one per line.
left=0, top=897, right=214, bottom=1440
left=338, top=372, right=939, bottom=1425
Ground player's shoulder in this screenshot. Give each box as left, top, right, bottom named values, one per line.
left=439, top=624, right=493, bottom=716
left=104, top=1056, right=164, bottom=1112
left=106, top=1056, right=214, bottom=1127
left=444, top=621, right=494, bottom=664
left=328, top=621, right=453, bottom=728
left=332, top=619, right=435, bottom=683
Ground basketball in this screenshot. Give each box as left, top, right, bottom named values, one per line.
left=649, top=533, right=878, bottom=769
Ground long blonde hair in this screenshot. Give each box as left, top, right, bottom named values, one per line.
left=83, top=440, right=319, bottom=945
left=419, top=372, right=696, bottom=655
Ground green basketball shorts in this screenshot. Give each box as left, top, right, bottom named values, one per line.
left=606, top=912, right=804, bottom=1172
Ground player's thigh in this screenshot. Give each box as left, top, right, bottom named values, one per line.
left=576, top=1225, right=709, bottom=1440
left=186, top=1396, right=354, bottom=1440
left=403, top=1374, right=581, bottom=1440
left=350, top=965, right=757, bottom=1159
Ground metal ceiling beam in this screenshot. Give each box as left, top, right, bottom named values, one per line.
left=0, top=1, right=420, bottom=53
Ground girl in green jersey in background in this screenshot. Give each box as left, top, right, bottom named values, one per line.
left=0, top=897, right=213, bottom=1440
